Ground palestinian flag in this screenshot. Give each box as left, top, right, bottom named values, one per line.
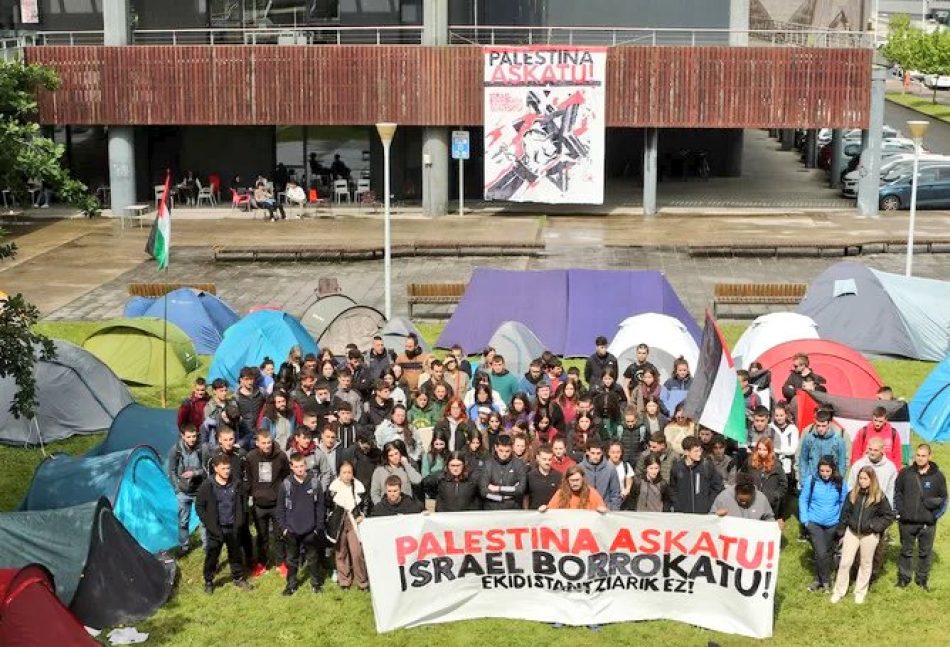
left=683, top=311, right=747, bottom=443
left=146, top=172, right=171, bottom=270
left=796, top=390, right=911, bottom=463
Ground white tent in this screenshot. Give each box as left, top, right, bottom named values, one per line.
left=733, top=312, right=820, bottom=369
left=608, top=313, right=699, bottom=383
left=487, top=321, right=546, bottom=377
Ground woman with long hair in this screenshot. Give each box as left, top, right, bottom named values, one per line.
left=746, top=438, right=788, bottom=525
left=461, top=427, right=488, bottom=478
left=381, top=368, right=407, bottom=407
left=591, top=370, right=623, bottom=440
left=369, top=440, right=422, bottom=505
left=630, top=454, right=672, bottom=512
left=554, top=380, right=580, bottom=424
left=540, top=465, right=607, bottom=511
left=799, top=457, right=847, bottom=593
left=435, top=451, right=481, bottom=511
left=641, top=396, right=669, bottom=436
left=504, top=393, right=533, bottom=431
left=433, top=397, right=474, bottom=452
left=422, top=429, right=450, bottom=478
left=467, top=383, right=499, bottom=419
left=375, top=405, right=421, bottom=467
left=831, top=466, right=895, bottom=604
left=327, top=460, right=369, bottom=590
left=633, top=367, right=669, bottom=417
left=319, top=359, right=338, bottom=393
left=567, top=414, right=598, bottom=463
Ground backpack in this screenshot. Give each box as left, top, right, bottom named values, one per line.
left=282, top=473, right=322, bottom=513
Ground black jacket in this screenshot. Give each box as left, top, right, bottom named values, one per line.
left=781, top=369, right=826, bottom=401
left=245, top=447, right=291, bottom=508
left=894, top=462, right=948, bottom=525
left=371, top=495, right=423, bottom=516
left=584, top=351, right=618, bottom=387
left=745, top=462, right=788, bottom=513
left=235, top=388, right=265, bottom=438
left=360, top=397, right=393, bottom=433
left=619, top=422, right=648, bottom=467
left=479, top=455, right=527, bottom=510
left=201, top=445, right=247, bottom=484
left=433, top=418, right=477, bottom=453
left=838, top=490, right=896, bottom=536
left=435, top=475, right=482, bottom=512
left=669, top=458, right=724, bottom=514
left=276, top=473, right=326, bottom=536
left=524, top=466, right=563, bottom=509
left=195, top=475, right=248, bottom=540
left=340, top=445, right=380, bottom=494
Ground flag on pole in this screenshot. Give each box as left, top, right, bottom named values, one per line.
left=683, top=311, right=747, bottom=443
left=146, top=171, right=171, bottom=270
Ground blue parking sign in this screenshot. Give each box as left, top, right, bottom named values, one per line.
left=452, top=131, right=470, bottom=160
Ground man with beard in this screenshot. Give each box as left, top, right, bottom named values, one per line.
left=395, top=333, right=431, bottom=394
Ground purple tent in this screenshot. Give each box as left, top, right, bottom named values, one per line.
left=435, top=268, right=700, bottom=357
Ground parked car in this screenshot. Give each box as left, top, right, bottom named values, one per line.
left=879, top=163, right=950, bottom=210
left=842, top=154, right=950, bottom=197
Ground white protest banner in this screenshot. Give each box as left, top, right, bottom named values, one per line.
left=362, top=511, right=780, bottom=638
left=483, top=47, right=606, bottom=204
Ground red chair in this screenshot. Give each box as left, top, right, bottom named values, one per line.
left=208, top=174, right=222, bottom=202
left=230, top=188, right=251, bottom=212
left=308, top=188, right=327, bottom=209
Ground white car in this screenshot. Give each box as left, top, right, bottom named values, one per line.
left=841, top=153, right=950, bottom=197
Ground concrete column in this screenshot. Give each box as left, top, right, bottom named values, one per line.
left=728, top=0, right=750, bottom=46
left=779, top=129, right=795, bottom=151
left=422, top=0, right=449, bottom=216
left=858, top=68, right=886, bottom=217
left=805, top=129, right=818, bottom=168
left=642, top=128, right=658, bottom=216
left=829, top=128, right=844, bottom=188
left=104, top=0, right=135, bottom=213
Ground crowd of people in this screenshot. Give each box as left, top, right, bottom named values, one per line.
left=168, top=334, right=946, bottom=605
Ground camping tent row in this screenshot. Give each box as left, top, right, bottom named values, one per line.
left=798, top=261, right=950, bottom=361
left=0, top=499, right=175, bottom=629
left=125, top=288, right=239, bottom=355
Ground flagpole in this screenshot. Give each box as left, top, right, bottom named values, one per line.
left=162, top=278, right=168, bottom=408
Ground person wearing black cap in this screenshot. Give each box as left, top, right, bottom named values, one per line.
left=584, top=335, right=618, bottom=388
left=479, top=434, right=527, bottom=510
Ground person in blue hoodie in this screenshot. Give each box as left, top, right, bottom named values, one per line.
left=799, top=456, right=849, bottom=593
left=579, top=440, right=621, bottom=510
left=798, top=410, right=847, bottom=487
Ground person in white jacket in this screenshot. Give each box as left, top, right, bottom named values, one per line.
left=770, top=402, right=800, bottom=519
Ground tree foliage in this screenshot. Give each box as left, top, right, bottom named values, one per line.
left=0, top=59, right=99, bottom=418
left=882, top=14, right=950, bottom=102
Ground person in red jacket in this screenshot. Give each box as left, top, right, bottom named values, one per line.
left=851, top=407, right=902, bottom=469
left=178, top=378, right=210, bottom=431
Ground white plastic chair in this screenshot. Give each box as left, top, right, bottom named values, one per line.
left=196, top=178, right=215, bottom=207
left=355, top=178, right=371, bottom=201
left=333, top=179, right=350, bottom=203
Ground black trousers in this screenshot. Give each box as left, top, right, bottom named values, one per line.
left=284, top=531, right=323, bottom=588
left=899, top=522, right=936, bottom=584
left=204, top=525, right=245, bottom=583
left=807, top=523, right=838, bottom=586
left=252, top=505, right=285, bottom=567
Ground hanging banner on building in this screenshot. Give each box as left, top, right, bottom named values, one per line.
left=483, top=47, right=606, bottom=204
left=362, top=511, right=780, bottom=638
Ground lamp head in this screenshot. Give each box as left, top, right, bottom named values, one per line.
left=376, top=122, right=397, bottom=145
left=906, top=120, right=929, bottom=143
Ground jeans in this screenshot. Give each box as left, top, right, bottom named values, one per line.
left=284, top=531, right=323, bottom=588
left=176, top=493, right=195, bottom=550
left=252, top=505, right=285, bottom=567
left=806, top=522, right=837, bottom=586
left=261, top=199, right=285, bottom=220
left=204, top=525, right=245, bottom=583
left=899, top=522, right=936, bottom=584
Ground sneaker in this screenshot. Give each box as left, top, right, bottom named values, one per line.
left=917, top=581, right=931, bottom=592
left=277, top=563, right=288, bottom=579
left=250, top=563, right=268, bottom=578
left=331, top=570, right=338, bottom=583
left=896, top=578, right=911, bottom=588
left=830, top=593, right=842, bottom=604
left=40, top=203, right=49, bottom=209
left=311, top=582, right=324, bottom=594
left=854, top=595, right=865, bottom=605
left=807, top=581, right=824, bottom=593
left=233, top=579, right=252, bottom=591
left=204, top=581, right=214, bottom=595
left=282, top=584, right=297, bottom=596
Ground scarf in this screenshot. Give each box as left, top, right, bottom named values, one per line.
left=329, top=478, right=366, bottom=512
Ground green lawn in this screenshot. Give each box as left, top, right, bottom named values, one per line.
left=3, top=321, right=944, bottom=646
left=886, top=92, right=950, bottom=124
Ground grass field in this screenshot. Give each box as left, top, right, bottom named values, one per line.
left=886, top=93, right=950, bottom=124
left=3, top=321, right=945, bottom=647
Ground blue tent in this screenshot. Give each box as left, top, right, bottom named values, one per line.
left=86, top=403, right=179, bottom=463
left=911, top=357, right=950, bottom=442
left=124, top=288, right=239, bottom=355
left=208, top=310, right=318, bottom=385
left=19, top=446, right=195, bottom=554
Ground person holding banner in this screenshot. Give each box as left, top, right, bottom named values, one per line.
left=799, top=456, right=848, bottom=593
left=539, top=465, right=607, bottom=512
left=831, top=466, right=896, bottom=604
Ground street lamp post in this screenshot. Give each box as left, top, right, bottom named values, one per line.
left=376, top=122, right=397, bottom=319
left=905, top=120, right=929, bottom=276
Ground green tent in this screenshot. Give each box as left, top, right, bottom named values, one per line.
left=82, top=318, right=199, bottom=387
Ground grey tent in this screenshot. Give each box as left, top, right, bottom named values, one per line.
left=0, top=341, right=133, bottom=446
left=300, top=295, right=386, bottom=352
left=487, top=321, right=546, bottom=377
left=381, top=316, right=431, bottom=355
left=797, top=261, right=950, bottom=361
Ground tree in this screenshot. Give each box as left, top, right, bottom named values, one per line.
left=881, top=14, right=950, bottom=103
left=0, top=59, right=96, bottom=418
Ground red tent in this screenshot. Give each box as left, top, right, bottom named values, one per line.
left=0, top=565, right=97, bottom=647
left=753, top=338, right=883, bottom=400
